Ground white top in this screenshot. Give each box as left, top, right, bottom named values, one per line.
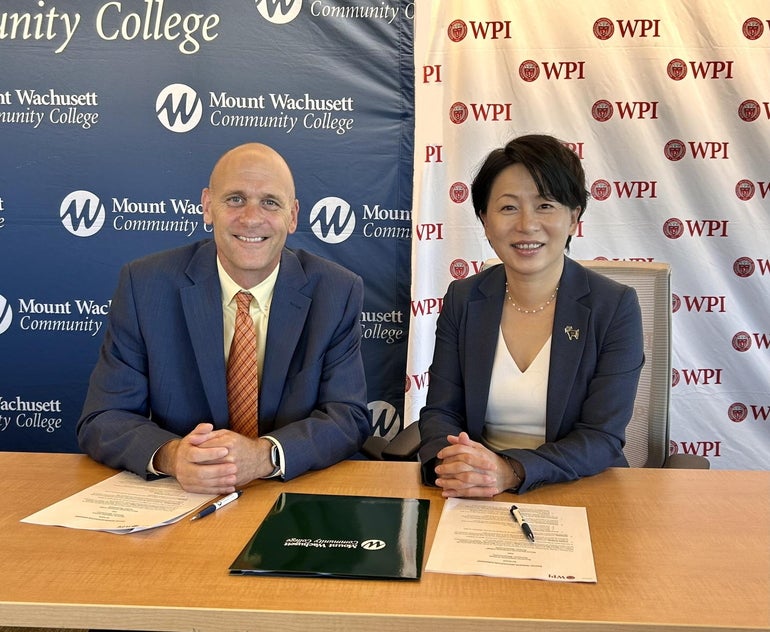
left=482, top=329, right=550, bottom=451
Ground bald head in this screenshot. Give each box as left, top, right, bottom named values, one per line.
left=209, top=143, right=296, bottom=198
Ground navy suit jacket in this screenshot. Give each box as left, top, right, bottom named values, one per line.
left=77, top=240, right=371, bottom=480
left=418, top=257, right=644, bottom=493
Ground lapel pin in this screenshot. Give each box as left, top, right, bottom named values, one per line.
left=564, top=326, right=580, bottom=341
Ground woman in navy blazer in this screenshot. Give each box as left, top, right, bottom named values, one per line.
left=418, top=135, right=644, bottom=495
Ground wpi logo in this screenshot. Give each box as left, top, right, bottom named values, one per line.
left=450, top=259, right=470, bottom=279
left=738, top=100, right=761, bottom=122
left=729, top=402, right=770, bottom=423
left=368, top=400, right=401, bottom=441
left=519, top=60, right=539, bottom=82
left=309, top=196, right=355, bottom=244
left=593, top=17, right=660, bottom=39
left=667, top=58, right=687, bottom=80
left=60, top=190, right=106, bottom=237
left=663, top=217, right=728, bottom=239
left=0, top=294, right=13, bottom=335
left=671, top=439, right=722, bottom=458
left=663, top=139, right=686, bottom=161
left=667, top=58, right=734, bottom=80
left=662, top=217, right=684, bottom=239
left=593, top=18, right=613, bottom=40
left=732, top=331, right=752, bottom=352
left=592, top=99, right=658, bottom=121
left=449, top=182, right=469, bottom=204
left=254, top=0, right=302, bottom=25
left=728, top=402, right=748, bottom=422
left=735, top=179, right=755, bottom=200
left=673, top=368, right=723, bottom=386
left=449, top=102, right=468, bottom=124
left=447, top=19, right=467, bottom=42
left=519, top=60, right=585, bottom=81
left=665, top=139, right=729, bottom=161
left=593, top=180, right=657, bottom=199
left=155, top=83, right=203, bottom=133
left=591, top=100, right=613, bottom=122
left=590, top=180, right=611, bottom=201
left=742, top=17, right=764, bottom=40
left=733, top=257, right=755, bottom=278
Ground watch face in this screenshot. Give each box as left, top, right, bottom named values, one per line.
left=271, top=444, right=280, bottom=467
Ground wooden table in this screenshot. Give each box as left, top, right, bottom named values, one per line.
left=0, top=453, right=767, bottom=632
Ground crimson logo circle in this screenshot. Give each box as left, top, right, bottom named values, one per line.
left=733, top=257, right=755, bottom=278
left=735, top=179, right=755, bottom=201
left=664, top=139, right=686, bottom=161
left=449, top=259, right=470, bottom=279
left=742, top=18, right=764, bottom=40
left=667, top=58, right=687, bottom=81
left=447, top=19, right=468, bottom=42
left=663, top=218, right=684, bottom=239
left=519, top=60, right=540, bottom=82
left=593, top=18, right=614, bottom=40
left=728, top=402, right=748, bottom=422
left=449, top=102, right=468, bottom=124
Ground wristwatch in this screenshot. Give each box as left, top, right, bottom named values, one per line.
left=269, top=441, right=282, bottom=477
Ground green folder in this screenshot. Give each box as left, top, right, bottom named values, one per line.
left=229, top=492, right=430, bottom=580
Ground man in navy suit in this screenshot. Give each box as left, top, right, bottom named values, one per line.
left=78, top=143, right=370, bottom=494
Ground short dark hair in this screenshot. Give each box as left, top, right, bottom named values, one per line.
left=471, top=134, right=588, bottom=249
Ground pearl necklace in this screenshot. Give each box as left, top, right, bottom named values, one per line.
left=505, top=283, right=559, bottom=314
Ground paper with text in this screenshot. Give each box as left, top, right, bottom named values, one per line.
left=21, top=471, right=217, bottom=534
left=426, top=498, right=597, bottom=582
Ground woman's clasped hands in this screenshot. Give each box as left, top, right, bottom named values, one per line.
left=434, top=432, right=519, bottom=498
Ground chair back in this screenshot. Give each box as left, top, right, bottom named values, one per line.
left=576, top=260, right=672, bottom=468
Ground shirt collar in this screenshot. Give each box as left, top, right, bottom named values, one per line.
left=216, top=258, right=280, bottom=313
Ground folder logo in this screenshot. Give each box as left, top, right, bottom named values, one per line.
left=361, top=539, right=386, bottom=551
left=255, top=0, right=302, bottom=25
left=60, top=190, right=105, bottom=237
left=155, top=84, right=203, bottom=133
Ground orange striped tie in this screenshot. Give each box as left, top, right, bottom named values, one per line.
left=227, top=291, right=258, bottom=437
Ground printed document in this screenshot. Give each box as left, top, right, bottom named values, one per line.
left=21, top=471, right=216, bottom=534
left=426, top=498, right=597, bottom=582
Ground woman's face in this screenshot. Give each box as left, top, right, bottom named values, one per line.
left=481, top=163, right=580, bottom=280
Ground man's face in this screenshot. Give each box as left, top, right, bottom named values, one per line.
left=202, top=145, right=298, bottom=288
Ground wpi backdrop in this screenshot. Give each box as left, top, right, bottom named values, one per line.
left=406, top=0, right=769, bottom=470
left=0, top=0, right=414, bottom=451
left=1, top=0, right=768, bottom=471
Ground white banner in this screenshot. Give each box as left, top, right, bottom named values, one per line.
left=408, top=0, right=770, bottom=469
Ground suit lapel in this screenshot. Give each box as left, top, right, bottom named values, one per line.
left=259, top=249, right=311, bottom=428
left=180, top=241, right=230, bottom=426
left=464, top=266, right=506, bottom=437
left=546, top=258, right=591, bottom=441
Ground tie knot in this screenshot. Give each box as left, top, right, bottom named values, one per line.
left=235, top=291, right=252, bottom=312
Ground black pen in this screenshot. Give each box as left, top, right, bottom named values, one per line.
left=510, top=504, right=535, bottom=542
left=190, top=490, right=243, bottom=521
